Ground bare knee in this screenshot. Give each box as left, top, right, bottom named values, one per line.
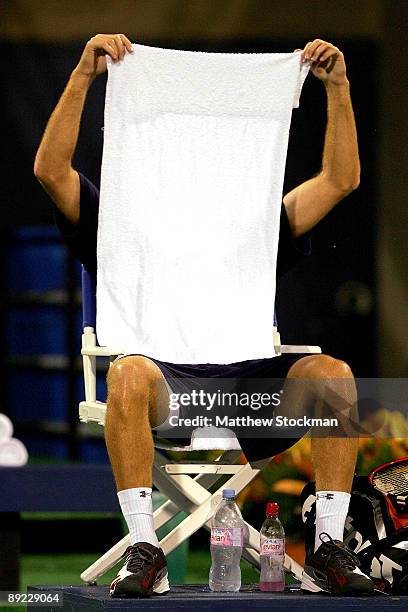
left=288, top=354, right=357, bottom=425
left=288, top=354, right=353, bottom=380
left=107, top=356, right=161, bottom=415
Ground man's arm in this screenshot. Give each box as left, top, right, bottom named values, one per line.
left=34, top=34, right=133, bottom=224
left=283, top=39, right=360, bottom=238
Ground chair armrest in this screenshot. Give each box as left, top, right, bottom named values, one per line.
left=280, top=345, right=322, bottom=354
left=81, top=346, right=123, bottom=357
left=81, top=326, right=122, bottom=357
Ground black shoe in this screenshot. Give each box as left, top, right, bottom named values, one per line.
left=301, top=533, right=375, bottom=595
left=110, top=542, right=169, bottom=598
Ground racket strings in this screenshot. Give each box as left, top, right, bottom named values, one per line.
left=373, top=462, right=408, bottom=495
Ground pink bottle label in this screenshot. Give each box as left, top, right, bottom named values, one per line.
left=260, top=536, right=284, bottom=556
left=210, top=527, right=243, bottom=547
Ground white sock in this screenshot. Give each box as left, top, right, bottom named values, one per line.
left=314, top=490, right=350, bottom=552
left=118, top=487, right=159, bottom=548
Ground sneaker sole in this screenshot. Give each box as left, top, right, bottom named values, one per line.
left=110, top=568, right=170, bottom=598
left=302, top=566, right=376, bottom=596
left=301, top=568, right=327, bottom=594
left=153, top=570, right=170, bottom=595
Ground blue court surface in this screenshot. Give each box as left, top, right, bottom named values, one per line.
left=28, top=584, right=407, bottom=611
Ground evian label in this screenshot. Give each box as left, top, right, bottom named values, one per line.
left=260, top=536, right=284, bottom=557
left=210, top=527, right=243, bottom=547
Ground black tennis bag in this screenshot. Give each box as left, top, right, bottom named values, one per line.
left=301, top=476, right=408, bottom=594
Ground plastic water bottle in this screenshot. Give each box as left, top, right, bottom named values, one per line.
left=259, top=502, right=285, bottom=591
left=209, top=489, right=244, bottom=592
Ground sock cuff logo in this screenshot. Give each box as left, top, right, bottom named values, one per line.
left=316, top=492, right=334, bottom=500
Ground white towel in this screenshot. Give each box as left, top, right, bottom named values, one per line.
left=97, top=44, right=309, bottom=364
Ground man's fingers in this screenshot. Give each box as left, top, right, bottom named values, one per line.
left=101, top=40, right=117, bottom=60
left=310, top=43, right=330, bottom=62
left=315, top=45, right=340, bottom=64
left=110, top=37, right=121, bottom=60
left=301, top=39, right=323, bottom=62
left=119, top=34, right=134, bottom=53
left=93, top=34, right=133, bottom=61
left=299, top=38, right=347, bottom=83
left=304, top=39, right=325, bottom=60
left=113, top=35, right=125, bottom=60
left=93, top=40, right=118, bottom=60
left=320, top=53, right=339, bottom=74
left=318, top=49, right=338, bottom=64
left=302, top=39, right=339, bottom=62
left=89, top=35, right=117, bottom=59
left=301, top=41, right=313, bottom=61
left=107, top=34, right=133, bottom=59
left=108, top=36, right=124, bottom=61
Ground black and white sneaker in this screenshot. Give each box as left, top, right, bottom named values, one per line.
left=110, top=542, right=170, bottom=598
left=301, top=533, right=375, bottom=596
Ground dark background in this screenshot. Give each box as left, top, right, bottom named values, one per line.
left=0, top=0, right=406, bottom=461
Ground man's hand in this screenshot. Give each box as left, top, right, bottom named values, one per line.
left=35, top=33, right=132, bottom=223
left=74, top=34, right=133, bottom=79
left=285, top=39, right=359, bottom=237
left=299, top=39, right=347, bottom=87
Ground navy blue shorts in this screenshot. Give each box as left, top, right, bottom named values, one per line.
left=149, top=353, right=310, bottom=462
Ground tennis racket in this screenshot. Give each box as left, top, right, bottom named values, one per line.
left=369, top=457, right=408, bottom=530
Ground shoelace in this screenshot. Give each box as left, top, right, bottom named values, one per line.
left=124, top=545, right=156, bottom=573
left=319, top=532, right=361, bottom=570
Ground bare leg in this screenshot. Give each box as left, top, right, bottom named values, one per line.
left=104, top=356, right=169, bottom=491
left=286, top=354, right=358, bottom=492
left=290, top=357, right=375, bottom=591
left=105, top=357, right=172, bottom=595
